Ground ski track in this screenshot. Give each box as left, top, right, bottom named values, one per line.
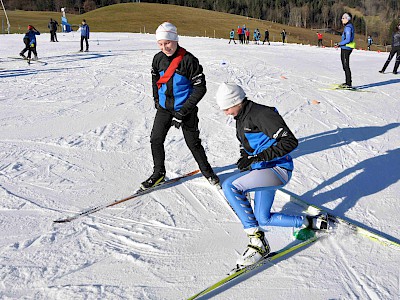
left=1, top=33, right=399, bottom=299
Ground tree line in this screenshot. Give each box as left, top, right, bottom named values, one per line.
left=3, top=0, right=399, bottom=44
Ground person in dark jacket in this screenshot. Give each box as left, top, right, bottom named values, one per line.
left=338, top=13, right=355, bottom=88
left=140, top=22, right=219, bottom=190
left=19, top=25, right=40, bottom=61
left=79, top=19, right=90, bottom=52
left=379, top=23, right=400, bottom=74
left=281, top=29, right=286, bottom=44
left=215, top=82, right=326, bottom=268
left=48, top=18, right=59, bottom=42
left=263, top=29, right=270, bottom=45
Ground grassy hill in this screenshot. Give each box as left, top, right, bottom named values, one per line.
left=3, top=3, right=376, bottom=49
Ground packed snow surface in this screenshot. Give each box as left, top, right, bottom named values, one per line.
left=0, top=32, right=399, bottom=299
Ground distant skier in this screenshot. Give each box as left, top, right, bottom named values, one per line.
left=263, top=29, right=270, bottom=45
left=245, top=27, right=250, bottom=44
left=237, top=26, right=243, bottom=44
left=253, top=29, right=260, bottom=45
left=140, top=22, right=219, bottom=190
left=48, top=18, right=59, bottom=42
left=317, top=32, right=323, bottom=47
left=379, top=23, right=400, bottom=74
left=281, top=29, right=286, bottom=44
left=229, top=29, right=236, bottom=44
left=337, top=13, right=355, bottom=88
left=215, top=82, right=327, bottom=268
left=79, top=19, right=90, bottom=52
left=19, top=25, right=40, bottom=61
left=367, top=35, right=373, bottom=51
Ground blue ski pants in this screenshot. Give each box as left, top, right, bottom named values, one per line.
left=222, top=167, right=304, bottom=230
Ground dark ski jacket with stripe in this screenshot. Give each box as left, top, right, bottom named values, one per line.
left=235, top=99, right=298, bottom=171
left=151, top=46, right=206, bottom=116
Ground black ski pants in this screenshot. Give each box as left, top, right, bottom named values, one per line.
left=21, top=45, right=37, bottom=59
left=80, top=36, right=89, bottom=51
left=150, top=107, right=213, bottom=177
left=381, top=47, right=400, bottom=73
left=341, top=49, right=353, bottom=86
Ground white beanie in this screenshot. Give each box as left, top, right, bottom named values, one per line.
left=216, top=82, right=246, bottom=110
left=156, top=22, right=179, bottom=41
left=342, top=13, right=351, bottom=21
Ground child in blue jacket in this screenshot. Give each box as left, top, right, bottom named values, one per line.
left=20, top=25, right=40, bottom=60
left=80, top=19, right=90, bottom=52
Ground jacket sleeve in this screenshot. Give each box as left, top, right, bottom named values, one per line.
left=255, top=107, right=298, bottom=160
left=151, top=56, right=160, bottom=101
left=178, top=55, right=206, bottom=116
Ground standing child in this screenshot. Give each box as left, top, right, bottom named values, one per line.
left=229, top=29, right=236, bottom=44
left=281, top=29, right=286, bottom=44
left=367, top=35, right=373, bottom=51
left=263, top=29, right=270, bottom=45
left=19, top=25, right=40, bottom=61
left=80, top=19, right=90, bottom=52
left=317, top=32, right=323, bottom=47
left=140, top=22, right=219, bottom=190
left=215, top=82, right=327, bottom=267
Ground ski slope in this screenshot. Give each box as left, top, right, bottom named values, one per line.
left=1, top=32, right=399, bottom=299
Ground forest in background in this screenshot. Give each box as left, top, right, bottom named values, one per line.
left=2, top=0, right=400, bottom=44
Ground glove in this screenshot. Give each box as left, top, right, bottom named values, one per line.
left=171, top=112, right=184, bottom=129
left=236, top=154, right=257, bottom=172
left=236, top=150, right=269, bottom=172
left=30, top=44, right=34, bottom=48
left=171, top=117, right=183, bottom=129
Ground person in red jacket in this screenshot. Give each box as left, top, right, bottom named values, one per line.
left=317, top=32, right=323, bottom=47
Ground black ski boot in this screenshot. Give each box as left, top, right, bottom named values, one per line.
left=140, top=171, right=166, bottom=190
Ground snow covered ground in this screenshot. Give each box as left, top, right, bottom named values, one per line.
left=0, top=32, right=399, bottom=299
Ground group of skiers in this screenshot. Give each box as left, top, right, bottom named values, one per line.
left=19, top=19, right=91, bottom=61
left=229, top=26, right=279, bottom=45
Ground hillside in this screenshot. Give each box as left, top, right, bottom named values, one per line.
left=3, top=3, right=376, bottom=49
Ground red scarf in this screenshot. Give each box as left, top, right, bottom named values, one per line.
left=156, top=47, right=186, bottom=89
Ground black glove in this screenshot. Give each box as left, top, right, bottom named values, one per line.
left=171, top=112, right=184, bottom=129
left=236, top=154, right=257, bottom=172
left=236, top=150, right=269, bottom=172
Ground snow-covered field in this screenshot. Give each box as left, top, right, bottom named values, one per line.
left=0, top=31, right=399, bottom=299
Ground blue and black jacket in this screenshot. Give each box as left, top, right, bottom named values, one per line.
left=81, top=24, right=90, bottom=38
left=151, top=46, right=206, bottom=116
left=235, top=99, right=298, bottom=171
left=24, top=29, right=40, bottom=46
left=339, top=23, right=355, bottom=50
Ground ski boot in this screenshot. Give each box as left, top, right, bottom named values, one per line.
left=306, top=213, right=334, bottom=231
left=140, top=171, right=166, bottom=190
left=338, top=83, right=352, bottom=89
left=236, top=228, right=270, bottom=268
left=206, top=173, right=220, bottom=186
left=19, top=53, right=27, bottom=60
